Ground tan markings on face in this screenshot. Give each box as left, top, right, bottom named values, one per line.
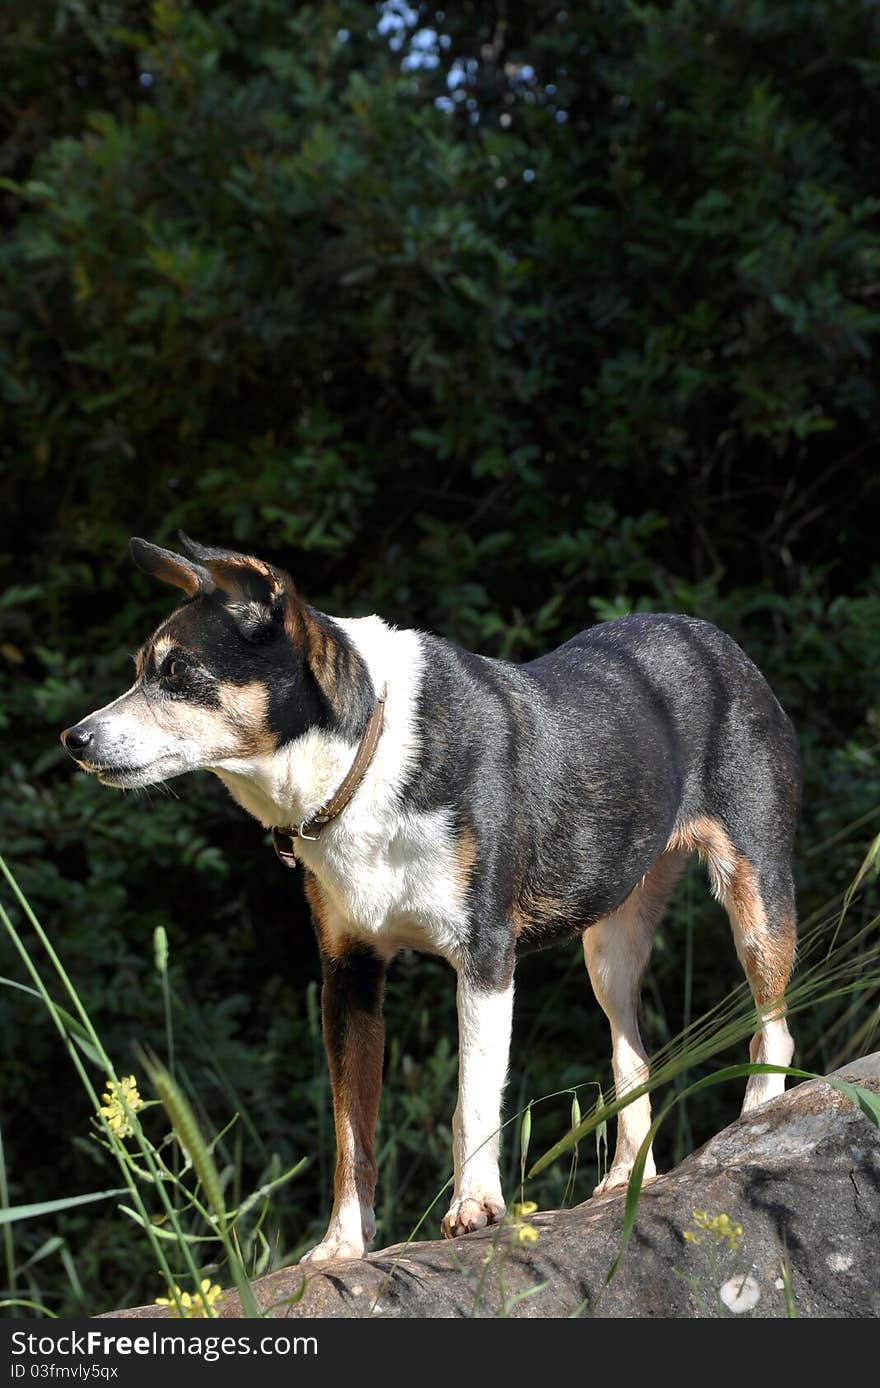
left=215, top=680, right=275, bottom=745
left=136, top=609, right=192, bottom=676
left=143, top=679, right=277, bottom=758
left=665, top=816, right=795, bottom=1006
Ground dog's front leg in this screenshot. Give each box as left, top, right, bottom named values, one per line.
left=441, top=968, right=514, bottom=1239
left=300, top=944, right=386, bottom=1264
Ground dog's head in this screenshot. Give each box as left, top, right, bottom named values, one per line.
left=60, top=536, right=370, bottom=789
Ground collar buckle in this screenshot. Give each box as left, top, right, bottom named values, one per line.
left=270, top=683, right=387, bottom=865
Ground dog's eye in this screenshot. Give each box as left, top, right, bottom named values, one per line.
left=163, top=656, right=187, bottom=681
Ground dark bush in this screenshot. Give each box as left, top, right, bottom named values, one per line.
left=0, top=0, right=877, bottom=1313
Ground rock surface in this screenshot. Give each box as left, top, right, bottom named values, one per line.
left=103, top=1054, right=880, bottom=1319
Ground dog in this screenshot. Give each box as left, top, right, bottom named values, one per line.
left=61, top=536, right=799, bottom=1262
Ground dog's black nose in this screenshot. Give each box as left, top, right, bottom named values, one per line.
left=61, top=724, right=93, bottom=754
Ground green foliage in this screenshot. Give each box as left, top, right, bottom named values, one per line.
left=0, top=0, right=878, bottom=1314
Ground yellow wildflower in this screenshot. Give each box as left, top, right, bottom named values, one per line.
left=683, top=1208, right=743, bottom=1251
left=505, top=1200, right=540, bottom=1246
left=155, top=1279, right=222, bottom=1318
left=512, top=1201, right=538, bottom=1218
left=98, top=1075, right=144, bottom=1139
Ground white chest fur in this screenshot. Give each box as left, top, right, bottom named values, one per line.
left=297, top=805, right=470, bottom=961
left=212, top=617, right=470, bottom=963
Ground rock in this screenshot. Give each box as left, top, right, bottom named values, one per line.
left=102, top=1054, right=880, bottom=1319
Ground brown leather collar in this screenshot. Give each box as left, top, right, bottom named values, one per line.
left=271, top=684, right=387, bottom=867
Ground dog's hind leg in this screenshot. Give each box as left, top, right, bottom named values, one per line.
left=583, top=851, right=686, bottom=1196
left=724, top=858, right=796, bottom=1113
left=669, top=817, right=797, bottom=1114
left=663, top=821, right=793, bottom=1115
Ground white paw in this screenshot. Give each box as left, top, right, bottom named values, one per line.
left=299, top=1236, right=365, bottom=1265
left=593, top=1166, right=658, bottom=1197
left=441, top=1194, right=506, bottom=1239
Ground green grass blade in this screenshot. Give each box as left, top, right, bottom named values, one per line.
left=0, top=1188, right=128, bottom=1226
left=0, top=976, right=104, bottom=1066
left=602, top=1112, right=664, bottom=1285
left=230, top=1158, right=308, bottom=1226
left=0, top=1299, right=58, bottom=1317
left=0, top=1119, right=15, bottom=1301
left=824, top=1077, right=880, bottom=1127
left=117, top=1207, right=218, bottom=1242
left=17, top=1234, right=63, bottom=1273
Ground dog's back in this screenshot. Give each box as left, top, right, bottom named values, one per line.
left=408, top=612, right=799, bottom=954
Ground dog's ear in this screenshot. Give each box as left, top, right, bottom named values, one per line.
left=130, top=538, right=215, bottom=598
left=178, top=533, right=290, bottom=641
